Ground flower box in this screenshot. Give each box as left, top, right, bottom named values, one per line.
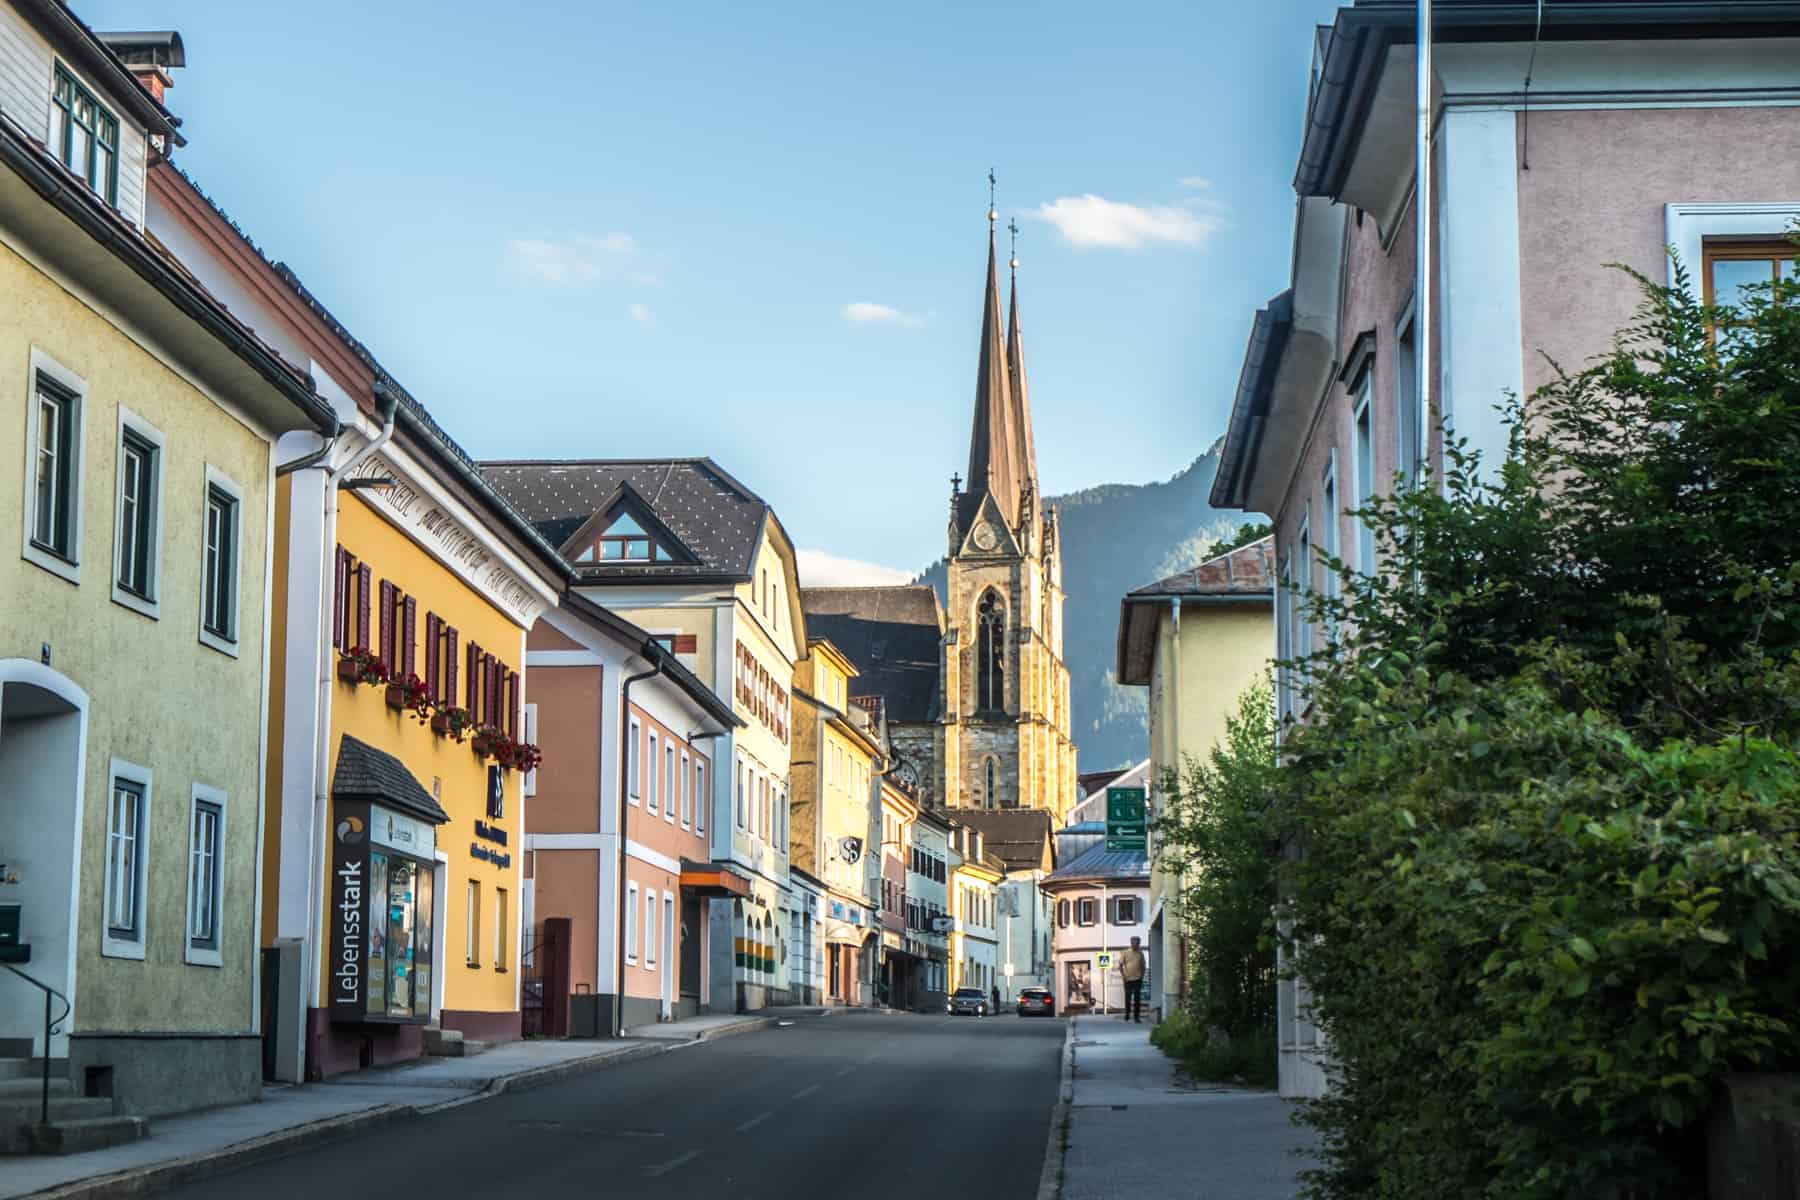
left=430, top=712, right=450, bottom=736
left=385, top=684, right=406, bottom=710
left=337, top=659, right=360, bottom=683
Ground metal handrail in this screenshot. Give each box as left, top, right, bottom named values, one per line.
left=2, top=964, right=70, bottom=1126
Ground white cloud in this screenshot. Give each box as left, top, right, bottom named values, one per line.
left=628, top=303, right=654, bottom=324
left=1030, top=194, right=1224, bottom=251
left=505, top=232, right=639, bottom=284
left=796, top=548, right=915, bottom=588
left=1178, top=176, right=1213, bottom=190
left=842, top=301, right=926, bottom=328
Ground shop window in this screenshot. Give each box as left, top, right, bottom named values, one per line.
left=368, top=853, right=433, bottom=1018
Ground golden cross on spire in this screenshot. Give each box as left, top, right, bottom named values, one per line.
left=1008, top=218, right=1019, bottom=272
left=988, top=168, right=997, bottom=227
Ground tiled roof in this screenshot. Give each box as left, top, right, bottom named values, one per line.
left=331, top=735, right=450, bottom=825
left=801, top=586, right=944, bottom=724
left=1128, top=535, right=1275, bottom=597
left=1044, top=841, right=1150, bottom=886
left=943, top=808, right=1055, bottom=873
left=481, top=459, right=768, bottom=580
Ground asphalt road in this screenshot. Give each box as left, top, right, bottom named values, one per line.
left=171, top=1012, right=1065, bottom=1200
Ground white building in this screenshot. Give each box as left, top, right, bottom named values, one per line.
left=1045, top=765, right=1153, bottom=1013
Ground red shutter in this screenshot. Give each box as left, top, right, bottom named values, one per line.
left=484, top=653, right=498, bottom=725
left=332, top=547, right=349, bottom=648
left=506, top=671, right=518, bottom=740
left=466, top=642, right=480, bottom=716
left=379, top=581, right=396, bottom=667
left=356, top=563, right=371, bottom=651
left=425, top=614, right=440, bottom=699
left=445, top=627, right=459, bottom=707
left=402, top=597, right=416, bottom=678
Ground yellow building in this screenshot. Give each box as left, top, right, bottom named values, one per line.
left=0, top=16, right=338, bottom=1123
left=947, top=824, right=1003, bottom=1000
left=790, top=639, right=882, bottom=1006
left=1114, top=536, right=1274, bottom=1021
left=142, top=164, right=568, bottom=1078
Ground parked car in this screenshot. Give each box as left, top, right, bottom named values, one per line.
left=947, top=987, right=988, bottom=1017
left=1016, top=987, right=1056, bottom=1017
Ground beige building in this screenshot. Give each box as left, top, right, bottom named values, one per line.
left=1115, top=537, right=1274, bottom=1022
left=0, top=14, right=336, bottom=1131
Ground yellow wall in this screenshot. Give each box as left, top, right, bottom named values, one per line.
left=315, top=493, right=529, bottom=1018
left=1, top=238, right=274, bottom=1033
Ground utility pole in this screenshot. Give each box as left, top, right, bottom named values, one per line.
left=1416, top=0, right=1434, bottom=464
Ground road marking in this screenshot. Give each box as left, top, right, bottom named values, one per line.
left=736, top=1111, right=773, bottom=1133
left=644, top=1149, right=702, bottom=1177
left=792, top=1083, right=821, bottom=1099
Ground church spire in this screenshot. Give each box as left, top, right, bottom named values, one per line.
left=1006, top=219, right=1040, bottom=517
left=960, top=180, right=1022, bottom=541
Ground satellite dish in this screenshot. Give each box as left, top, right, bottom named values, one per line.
left=839, top=836, right=863, bottom=864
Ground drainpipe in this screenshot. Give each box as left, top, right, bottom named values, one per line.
left=616, top=654, right=664, bottom=1037
left=301, top=384, right=398, bottom=1015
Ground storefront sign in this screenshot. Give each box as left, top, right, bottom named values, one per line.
left=329, top=803, right=372, bottom=1017
left=470, top=841, right=512, bottom=870
left=372, top=805, right=436, bottom=859
left=474, top=820, right=508, bottom=846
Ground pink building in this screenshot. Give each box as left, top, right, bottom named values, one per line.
left=1210, top=2, right=1800, bottom=1098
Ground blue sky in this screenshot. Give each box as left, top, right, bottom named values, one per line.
left=83, top=0, right=1339, bottom=581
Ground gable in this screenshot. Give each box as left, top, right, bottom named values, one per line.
left=956, top=491, right=1021, bottom=559
left=557, top=482, right=698, bottom=567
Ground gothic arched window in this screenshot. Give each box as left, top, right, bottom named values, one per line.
left=983, top=758, right=998, bottom=809
left=976, top=590, right=1006, bottom=714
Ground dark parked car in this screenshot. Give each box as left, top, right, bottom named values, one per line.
left=1016, top=987, right=1056, bottom=1017
left=947, top=987, right=988, bottom=1016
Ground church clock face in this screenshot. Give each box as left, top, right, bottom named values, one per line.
left=973, top=523, right=999, bottom=552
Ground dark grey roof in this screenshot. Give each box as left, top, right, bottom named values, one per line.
left=332, top=735, right=450, bottom=825
left=1044, top=841, right=1150, bottom=886
left=481, top=459, right=769, bottom=581
left=801, top=586, right=944, bottom=724
left=943, top=808, right=1055, bottom=873
left=1059, top=821, right=1105, bottom=835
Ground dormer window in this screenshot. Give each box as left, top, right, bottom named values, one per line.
left=51, top=65, right=119, bottom=208
left=571, top=513, right=674, bottom=563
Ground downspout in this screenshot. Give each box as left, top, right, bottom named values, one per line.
left=301, top=384, right=398, bottom=1014
left=616, top=653, right=664, bottom=1037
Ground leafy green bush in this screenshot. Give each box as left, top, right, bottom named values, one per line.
left=1151, top=1009, right=1279, bottom=1089
left=1275, top=260, right=1800, bottom=1199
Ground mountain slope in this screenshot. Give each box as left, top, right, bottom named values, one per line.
left=919, top=438, right=1243, bottom=774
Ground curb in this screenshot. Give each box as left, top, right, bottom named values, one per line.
left=1035, top=1019, right=1076, bottom=1200
left=621, top=1016, right=776, bottom=1045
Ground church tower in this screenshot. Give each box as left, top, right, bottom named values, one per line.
left=938, top=212, right=1077, bottom=822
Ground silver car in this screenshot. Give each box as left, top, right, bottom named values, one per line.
left=947, top=987, right=988, bottom=1017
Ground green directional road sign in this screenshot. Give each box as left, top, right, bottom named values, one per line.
left=1106, top=786, right=1147, bottom=851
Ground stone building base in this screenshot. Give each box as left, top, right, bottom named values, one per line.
left=68, top=1030, right=260, bottom=1117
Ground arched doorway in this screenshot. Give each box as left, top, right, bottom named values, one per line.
left=0, top=660, right=89, bottom=1058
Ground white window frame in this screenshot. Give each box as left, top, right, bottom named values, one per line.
left=1295, top=515, right=1313, bottom=661
left=495, top=886, right=509, bottom=971
left=664, top=743, right=675, bottom=824
left=736, top=755, right=746, bottom=829
left=680, top=750, right=691, bottom=828
left=112, top=405, right=166, bottom=619
left=184, top=783, right=226, bottom=967
left=625, top=880, right=639, bottom=964
left=198, top=465, right=245, bottom=657
left=522, top=703, right=538, bottom=797
left=628, top=718, right=642, bottom=803
left=21, top=348, right=86, bottom=584
left=1395, top=298, right=1422, bottom=492
left=647, top=730, right=660, bottom=815
left=103, top=756, right=151, bottom=960
left=695, top=760, right=706, bottom=834
left=465, top=879, right=481, bottom=966
left=1352, top=380, right=1376, bottom=575
left=1665, top=202, right=1800, bottom=299
left=644, top=889, right=657, bottom=969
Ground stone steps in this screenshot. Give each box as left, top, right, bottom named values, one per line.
left=421, top=1026, right=488, bottom=1058
left=24, top=1115, right=148, bottom=1155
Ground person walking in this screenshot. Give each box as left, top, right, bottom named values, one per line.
left=1119, top=936, right=1147, bottom=1023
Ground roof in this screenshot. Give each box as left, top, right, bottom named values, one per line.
left=1210, top=291, right=1293, bottom=512
left=1078, top=766, right=1135, bottom=797
left=800, top=586, right=944, bottom=723
left=481, top=459, right=770, bottom=581
left=1059, top=821, right=1105, bottom=836
left=942, top=808, right=1055, bottom=873
left=957, top=227, right=1031, bottom=540
left=1044, top=841, right=1150, bottom=887
left=332, top=735, right=450, bottom=825
left=19, top=2, right=183, bottom=142
left=1116, top=538, right=1276, bottom=685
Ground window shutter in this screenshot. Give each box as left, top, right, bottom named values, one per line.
left=466, top=641, right=480, bottom=717
left=356, top=563, right=372, bottom=650
left=402, top=597, right=416, bottom=677
left=445, top=627, right=459, bottom=707
left=332, top=547, right=349, bottom=648
left=484, top=653, right=498, bottom=726
left=379, top=581, right=396, bottom=666
left=425, top=613, right=440, bottom=698
left=506, top=671, right=518, bottom=740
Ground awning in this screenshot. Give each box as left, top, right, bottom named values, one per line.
left=332, top=734, right=449, bottom=825
left=680, top=859, right=752, bottom=899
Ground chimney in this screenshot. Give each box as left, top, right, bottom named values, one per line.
left=95, top=32, right=185, bottom=106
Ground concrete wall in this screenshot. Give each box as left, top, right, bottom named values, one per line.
left=67, top=1032, right=259, bottom=1118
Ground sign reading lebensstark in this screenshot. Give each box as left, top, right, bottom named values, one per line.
left=330, top=804, right=371, bottom=1016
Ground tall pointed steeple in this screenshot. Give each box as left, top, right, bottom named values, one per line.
left=1005, top=222, right=1040, bottom=538
left=959, top=204, right=1021, bottom=540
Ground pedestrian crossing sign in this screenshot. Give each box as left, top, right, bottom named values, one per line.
left=1096, top=952, right=1113, bottom=968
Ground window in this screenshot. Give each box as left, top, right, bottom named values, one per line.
left=50, top=64, right=119, bottom=207
left=1395, top=310, right=1421, bottom=491
left=1076, top=897, right=1097, bottom=927
left=24, top=357, right=83, bottom=579
left=186, top=786, right=225, bottom=966
left=976, top=590, right=1006, bottom=713
left=983, top=758, right=998, bottom=809
left=647, top=731, right=660, bottom=815
left=736, top=757, right=746, bottom=829
left=465, top=880, right=481, bottom=966
left=103, top=759, right=150, bottom=959
left=594, top=512, right=671, bottom=562
left=200, top=469, right=243, bottom=654
left=1296, top=518, right=1313, bottom=660
left=664, top=744, right=675, bottom=823
left=522, top=704, right=539, bottom=798
left=1704, top=239, right=1797, bottom=310
left=664, top=894, right=674, bottom=977
left=1277, top=552, right=1294, bottom=720
left=1353, top=381, right=1376, bottom=574
left=495, top=887, right=509, bottom=970
left=779, top=786, right=788, bottom=851
left=1110, top=895, right=1140, bottom=926
left=695, top=761, right=706, bottom=833
left=645, top=890, right=657, bottom=968
left=628, top=719, right=642, bottom=803
left=113, top=411, right=164, bottom=614
left=1320, top=454, right=1340, bottom=621
left=626, top=881, right=639, bottom=963
left=680, top=751, right=691, bottom=828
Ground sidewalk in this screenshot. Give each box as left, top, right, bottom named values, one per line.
left=5, top=1013, right=768, bottom=1200
left=1057, top=1015, right=1316, bottom=1200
